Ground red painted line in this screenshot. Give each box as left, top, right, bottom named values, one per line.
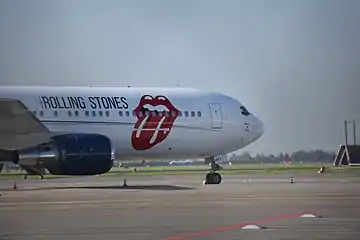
left=164, top=211, right=310, bottom=240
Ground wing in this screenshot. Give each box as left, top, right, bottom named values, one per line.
left=0, top=98, right=48, bottom=135
left=0, top=98, right=54, bottom=150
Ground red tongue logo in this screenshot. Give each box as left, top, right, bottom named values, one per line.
left=131, top=95, right=179, bottom=150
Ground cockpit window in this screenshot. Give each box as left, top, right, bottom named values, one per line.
left=240, top=106, right=250, bottom=116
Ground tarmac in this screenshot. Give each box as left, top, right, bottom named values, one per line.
left=1, top=172, right=360, bottom=240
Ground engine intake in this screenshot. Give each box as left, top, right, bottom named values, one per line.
left=16, top=133, right=115, bottom=175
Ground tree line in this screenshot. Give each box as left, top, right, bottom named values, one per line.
left=228, top=149, right=336, bottom=163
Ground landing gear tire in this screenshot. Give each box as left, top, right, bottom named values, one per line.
left=204, top=172, right=222, bottom=185
left=203, top=156, right=223, bottom=185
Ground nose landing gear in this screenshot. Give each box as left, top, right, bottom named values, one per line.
left=203, top=157, right=223, bottom=185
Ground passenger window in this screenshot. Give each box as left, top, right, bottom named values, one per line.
left=197, top=111, right=201, bottom=117
left=171, top=111, right=176, bottom=117
left=145, top=111, right=150, bottom=117
left=54, top=111, right=58, bottom=117
left=39, top=111, right=44, bottom=117
left=99, top=111, right=103, bottom=117
left=138, top=111, right=143, bottom=117
left=85, top=111, right=89, bottom=117
left=68, top=111, right=72, bottom=117
left=92, top=111, right=96, bottom=117
left=178, top=111, right=182, bottom=117
left=132, top=111, right=136, bottom=116
left=164, top=111, right=170, bottom=117
left=125, top=111, right=129, bottom=116
left=119, top=111, right=123, bottom=117
left=74, top=111, right=79, bottom=117
left=191, top=111, right=195, bottom=117
left=151, top=111, right=156, bottom=117
left=184, top=111, right=189, bottom=117
left=105, top=111, right=110, bottom=117
left=33, top=111, right=37, bottom=115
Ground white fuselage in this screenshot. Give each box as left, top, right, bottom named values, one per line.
left=0, top=86, right=264, bottom=160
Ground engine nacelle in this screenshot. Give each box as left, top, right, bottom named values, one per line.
left=16, top=133, right=115, bottom=175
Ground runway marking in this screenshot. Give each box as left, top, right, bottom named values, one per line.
left=164, top=212, right=311, bottom=240
left=1, top=196, right=360, bottom=207
left=0, top=199, right=142, bottom=207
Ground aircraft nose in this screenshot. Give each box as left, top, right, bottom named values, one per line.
left=253, top=116, right=264, bottom=140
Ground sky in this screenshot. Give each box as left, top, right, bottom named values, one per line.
left=0, top=0, right=359, bottom=155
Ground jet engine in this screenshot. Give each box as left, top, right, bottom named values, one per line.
left=14, top=133, right=115, bottom=175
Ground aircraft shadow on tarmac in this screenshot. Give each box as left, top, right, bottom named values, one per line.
left=6, top=184, right=196, bottom=191
left=56, top=185, right=196, bottom=191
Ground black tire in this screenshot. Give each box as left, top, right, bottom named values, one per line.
left=211, top=173, right=222, bottom=184
left=205, top=172, right=222, bottom=184
left=205, top=173, right=213, bottom=184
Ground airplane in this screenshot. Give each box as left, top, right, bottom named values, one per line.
left=0, top=86, right=264, bottom=184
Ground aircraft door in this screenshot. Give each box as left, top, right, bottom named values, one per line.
left=209, top=103, right=223, bottom=129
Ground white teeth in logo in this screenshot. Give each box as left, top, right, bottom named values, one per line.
left=142, top=104, right=169, bottom=112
